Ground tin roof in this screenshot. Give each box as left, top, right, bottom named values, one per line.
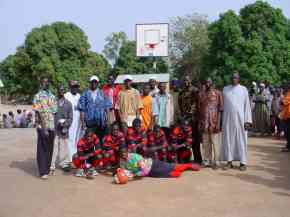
left=115, top=73, right=170, bottom=84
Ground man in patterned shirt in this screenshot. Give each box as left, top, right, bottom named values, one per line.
left=178, top=76, right=202, bottom=164
left=198, top=78, right=223, bottom=169
left=126, top=118, right=148, bottom=155
left=72, top=129, right=103, bottom=179
left=102, top=122, right=126, bottom=170
left=33, top=76, right=57, bottom=179
left=146, top=125, right=168, bottom=161
left=169, top=119, right=193, bottom=163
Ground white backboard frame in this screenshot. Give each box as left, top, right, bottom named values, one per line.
left=136, top=23, right=169, bottom=57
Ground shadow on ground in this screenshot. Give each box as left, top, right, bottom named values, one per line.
left=220, top=143, right=290, bottom=195
left=9, top=158, right=38, bottom=177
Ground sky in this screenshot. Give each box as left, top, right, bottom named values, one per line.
left=0, top=0, right=289, bottom=61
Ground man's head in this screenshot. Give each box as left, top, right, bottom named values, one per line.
left=170, top=79, right=179, bottom=91
left=41, top=77, right=50, bottom=90
left=149, top=77, right=157, bottom=90
left=231, top=72, right=240, bottom=86
left=108, top=74, right=115, bottom=87
left=17, top=109, right=22, bottom=114
left=111, top=122, right=120, bottom=137
left=143, top=84, right=151, bottom=96
left=58, top=85, right=65, bottom=98
left=183, top=76, right=192, bottom=88
left=124, top=75, right=133, bottom=89
left=259, top=83, right=265, bottom=92
left=69, top=80, right=79, bottom=95
left=84, top=129, right=95, bottom=143
left=158, top=82, right=167, bottom=94
left=132, top=118, right=142, bottom=132
left=90, top=75, right=99, bottom=90
left=205, top=78, right=213, bottom=90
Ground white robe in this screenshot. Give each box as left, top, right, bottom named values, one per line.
left=64, top=92, right=81, bottom=161
left=220, top=84, right=252, bottom=164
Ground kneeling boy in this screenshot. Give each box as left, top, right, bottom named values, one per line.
left=72, top=129, right=103, bottom=179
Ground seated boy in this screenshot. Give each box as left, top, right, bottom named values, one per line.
left=146, top=125, right=168, bottom=161
left=72, top=129, right=103, bottom=179
left=102, top=122, right=126, bottom=170
left=126, top=118, right=148, bottom=155
left=170, top=119, right=193, bottom=163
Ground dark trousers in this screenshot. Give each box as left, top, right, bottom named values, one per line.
left=285, top=119, right=290, bottom=148
left=37, top=129, right=55, bottom=176
left=192, top=122, right=203, bottom=164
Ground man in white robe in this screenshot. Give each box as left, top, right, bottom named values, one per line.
left=64, top=80, right=81, bottom=162
left=220, top=73, right=252, bottom=171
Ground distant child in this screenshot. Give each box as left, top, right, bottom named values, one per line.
left=15, top=109, right=23, bottom=128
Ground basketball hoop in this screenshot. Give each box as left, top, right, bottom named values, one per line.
left=136, top=23, right=169, bottom=57
left=146, top=43, right=156, bottom=56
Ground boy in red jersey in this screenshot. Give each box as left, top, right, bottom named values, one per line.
left=72, top=129, right=103, bottom=179
left=169, top=119, right=193, bottom=163
left=102, top=122, right=126, bottom=170
left=126, top=118, right=148, bottom=155
left=146, top=125, right=168, bottom=161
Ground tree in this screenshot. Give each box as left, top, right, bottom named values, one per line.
left=103, top=32, right=127, bottom=67
left=170, top=13, right=210, bottom=83
left=114, top=40, right=168, bottom=75
left=0, top=22, right=110, bottom=99
left=206, top=1, right=290, bottom=87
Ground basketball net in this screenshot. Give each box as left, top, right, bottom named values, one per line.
left=146, top=43, right=156, bottom=56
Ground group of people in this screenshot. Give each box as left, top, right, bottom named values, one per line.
left=32, top=72, right=290, bottom=182
left=250, top=81, right=288, bottom=138
left=0, top=109, right=34, bottom=128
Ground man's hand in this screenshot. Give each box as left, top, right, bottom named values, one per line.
left=44, top=129, right=49, bottom=137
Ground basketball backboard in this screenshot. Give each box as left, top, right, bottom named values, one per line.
left=136, top=23, right=169, bottom=57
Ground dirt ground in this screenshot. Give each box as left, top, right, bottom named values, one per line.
left=0, top=128, right=289, bottom=217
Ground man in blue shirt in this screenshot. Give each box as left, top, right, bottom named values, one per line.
left=78, top=75, right=112, bottom=141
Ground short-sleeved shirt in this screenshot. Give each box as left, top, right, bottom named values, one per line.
left=115, top=88, right=143, bottom=122
left=103, top=132, right=126, bottom=150
left=147, top=130, right=168, bottom=148
left=32, top=89, right=57, bottom=129
left=170, top=126, right=192, bottom=147
left=77, top=89, right=112, bottom=128
left=120, top=153, right=153, bottom=177
left=77, top=134, right=101, bottom=154
left=127, top=128, right=148, bottom=147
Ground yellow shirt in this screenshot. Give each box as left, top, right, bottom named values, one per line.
left=115, top=88, right=143, bottom=122
left=141, top=95, right=153, bottom=130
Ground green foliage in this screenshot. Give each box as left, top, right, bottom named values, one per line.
left=0, top=22, right=110, bottom=99
left=114, top=41, right=168, bottom=75
left=170, top=13, right=210, bottom=83
left=206, top=1, right=290, bottom=87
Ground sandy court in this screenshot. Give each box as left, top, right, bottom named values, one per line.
left=0, top=128, right=289, bottom=217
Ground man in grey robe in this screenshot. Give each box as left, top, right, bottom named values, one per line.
left=220, top=72, right=252, bottom=171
